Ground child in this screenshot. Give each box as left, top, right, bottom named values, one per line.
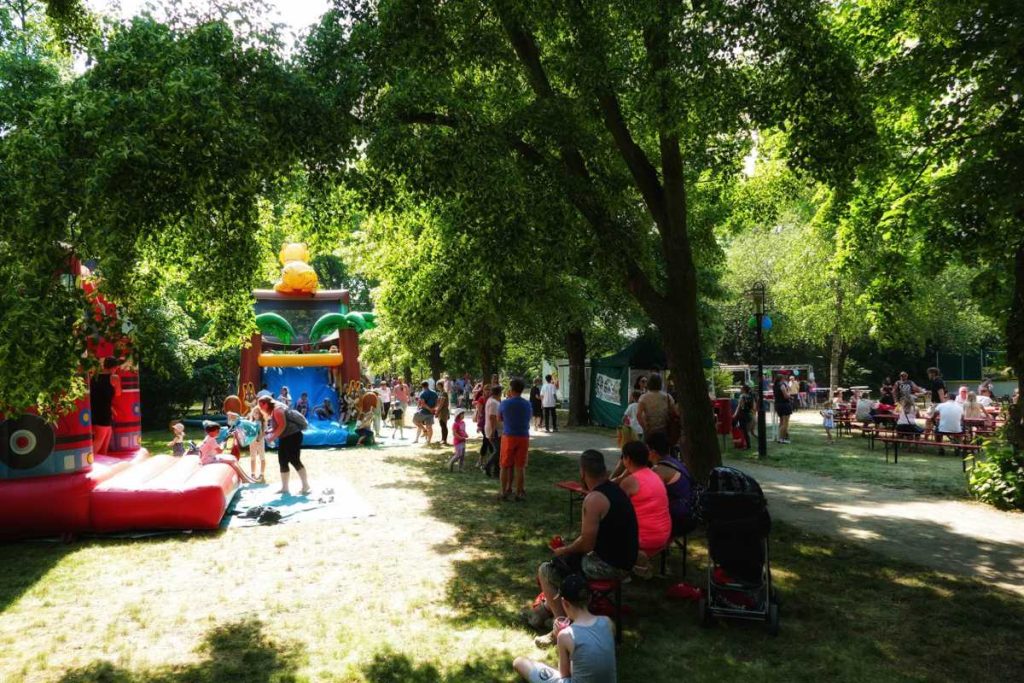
left=820, top=402, right=835, bottom=444
left=328, top=345, right=340, bottom=389
left=168, top=422, right=187, bottom=457
left=198, top=421, right=256, bottom=483
left=515, top=574, right=617, bottom=680
left=621, top=390, right=643, bottom=445
left=247, top=404, right=267, bottom=482
left=391, top=400, right=405, bottom=440
left=355, top=410, right=374, bottom=445
left=224, top=411, right=263, bottom=482
left=314, top=398, right=334, bottom=420
left=295, top=392, right=310, bottom=417
left=448, top=408, right=468, bottom=471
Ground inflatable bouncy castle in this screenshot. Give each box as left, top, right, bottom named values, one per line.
left=0, top=256, right=239, bottom=539
left=237, top=244, right=375, bottom=446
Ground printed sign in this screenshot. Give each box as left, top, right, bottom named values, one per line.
left=594, top=373, right=621, bottom=406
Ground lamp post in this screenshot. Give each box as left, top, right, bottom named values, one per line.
left=749, top=281, right=768, bottom=459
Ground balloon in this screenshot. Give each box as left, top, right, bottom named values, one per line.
left=793, top=369, right=800, bottom=376
left=762, top=316, right=773, bottom=331
left=747, top=316, right=757, bottom=329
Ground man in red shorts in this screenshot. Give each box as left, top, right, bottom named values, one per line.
left=499, top=377, right=533, bottom=502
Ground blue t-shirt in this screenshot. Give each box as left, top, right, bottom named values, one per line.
left=499, top=396, right=532, bottom=437
left=419, top=389, right=438, bottom=410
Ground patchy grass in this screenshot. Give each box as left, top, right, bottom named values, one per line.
left=1, top=440, right=1021, bottom=682
left=725, top=412, right=971, bottom=498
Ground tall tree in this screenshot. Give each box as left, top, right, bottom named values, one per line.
left=304, top=0, right=873, bottom=479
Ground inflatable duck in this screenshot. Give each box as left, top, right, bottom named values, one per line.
left=273, top=242, right=319, bottom=295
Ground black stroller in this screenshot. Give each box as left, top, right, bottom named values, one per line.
left=697, top=466, right=780, bottom=634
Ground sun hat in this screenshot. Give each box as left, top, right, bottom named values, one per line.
left=201, top=420, right=221, bottom=431
left=452, top=407, right=466, bottom=417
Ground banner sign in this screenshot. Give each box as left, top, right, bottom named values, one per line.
left=594, top=373, right=621, bottom=406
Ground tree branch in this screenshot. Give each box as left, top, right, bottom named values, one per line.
left=494, top=3, right=665, bottom=309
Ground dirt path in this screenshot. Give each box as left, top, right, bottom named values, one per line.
left=525, top=427, right=1024, bottom=597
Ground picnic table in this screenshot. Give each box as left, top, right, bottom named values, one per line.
left=555, top=480, right=586, bottom=525
left=879, top=434, right=981, bottom=471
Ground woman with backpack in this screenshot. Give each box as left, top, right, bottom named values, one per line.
left=257, top=394, right=311, bottom=496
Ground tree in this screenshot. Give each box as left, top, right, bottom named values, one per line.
left=0, top=14, right=320, bottom=413
left=832, top=0, right=1023, bottom=444
left=303, top=1, right=874, bottom=479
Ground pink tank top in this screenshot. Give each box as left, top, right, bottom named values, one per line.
left=630, top=467, right=672, bottom=553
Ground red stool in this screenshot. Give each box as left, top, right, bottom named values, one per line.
left=587, top=579, right=623, bottom=644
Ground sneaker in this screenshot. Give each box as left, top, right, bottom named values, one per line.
left=534, top=632, right=556, bottom=649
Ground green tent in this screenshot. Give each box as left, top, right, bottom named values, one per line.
left=589, top=336, right=667, bottom=428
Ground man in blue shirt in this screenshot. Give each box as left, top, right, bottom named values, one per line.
left=415, top=381, right=439, bottom=444
left=498, top=377, right=533, bottom=501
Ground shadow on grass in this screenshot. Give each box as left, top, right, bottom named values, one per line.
left=58, top=617, right=303, bottom=683
left=386, top=446, right=1024, bottom=682
left=0, top=540, right=74, bottom=615
left=361, top=649, right=510, bottom=682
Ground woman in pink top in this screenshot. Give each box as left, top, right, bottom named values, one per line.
left=618, top=441, right=671, bottom=575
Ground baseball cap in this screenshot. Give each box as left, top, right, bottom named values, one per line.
left=556, top=574, right=589, bottom=603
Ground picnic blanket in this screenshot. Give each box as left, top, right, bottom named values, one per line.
left=223, top=477, right=374, bottom=528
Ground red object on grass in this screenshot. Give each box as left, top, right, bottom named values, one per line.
left=666, top=582, right=704, bottom=601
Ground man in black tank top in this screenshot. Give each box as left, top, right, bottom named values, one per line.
left=531, top=449, right=638, bottom=649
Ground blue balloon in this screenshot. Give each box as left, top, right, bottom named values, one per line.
left=762, top=316, right=773, bottom=331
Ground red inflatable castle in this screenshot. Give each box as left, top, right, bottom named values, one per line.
left=0, top=257, right=239, bottom=540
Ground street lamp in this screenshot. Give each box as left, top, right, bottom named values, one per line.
left=748, top=281, right=768, bottom=459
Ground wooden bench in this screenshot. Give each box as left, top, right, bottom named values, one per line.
left=555, top=480, right=586, bottom=525
left=878, top=436, right=981, bottom=471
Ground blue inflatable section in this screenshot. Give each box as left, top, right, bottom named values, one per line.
left=262, top=365, right=350, bottom=446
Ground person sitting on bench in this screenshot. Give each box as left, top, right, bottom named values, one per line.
left=514, top=574, right=617, bottom=683
left=529, top=450, right=638, bottom=650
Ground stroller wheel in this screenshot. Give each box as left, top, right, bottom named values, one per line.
left=697, top=598, right=714, bottom=628
left=766, top=602, right=780, bottom=636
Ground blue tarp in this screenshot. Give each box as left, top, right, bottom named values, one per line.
left=262, top=365, right=351, bottom=446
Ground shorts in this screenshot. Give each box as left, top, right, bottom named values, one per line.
left=520, top=660, right=567, bottom=683
left=540, top=551, right=631, bottom=588
left=277, top=431, right=304, bottom=473
left=776, top=401, right=793, bottom=417
left=500, top=435, right=529, bottom=468
left=413, top=411, right=434, bottom=426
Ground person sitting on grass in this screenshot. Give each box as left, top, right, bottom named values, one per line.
left=198, top=421, right=256, bottom=483
left=529, top=450, right=638, bottom=649
left=513, top=574, right=617, bottom=683
left=314, top=399, right=334, bottom=421
left=354, top=410, right=374, bottom=446
left=616, top=441, right=671, bottom=578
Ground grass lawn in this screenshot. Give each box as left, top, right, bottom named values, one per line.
left=2, top=436, right=1022, bottom=682
left=726, top=412, right=973, bottom=498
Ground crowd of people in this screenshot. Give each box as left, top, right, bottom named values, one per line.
left=819, top=368, right=1012, bottom=446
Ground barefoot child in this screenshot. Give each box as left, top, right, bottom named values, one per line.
left=391, top=400, right=406, bottom=440
left=448, top=408, right=468, bottom=471
left=355, top=409, right=374, bottom=446
left=247, top=405, right=267, bottom=482
left=198, top=421, right=257, bottom=483
left=820, top=402, right=835, bottom=444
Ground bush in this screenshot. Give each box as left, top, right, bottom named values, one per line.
left=967, top=436, right=1024, bottom=511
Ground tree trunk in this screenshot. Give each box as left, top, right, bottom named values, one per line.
left=828, top=335, right=841, bottom=399
left=428, top=343, right=443, bottom=383
left=837, top=341, right=849, bottom=390
left=565, top=327, right=587, bottom=426
left=828, top=288, right=844, bottom=399
left=1007, top=239, right=1024, bottom=449
left=403, top=365, right=412, bottom=386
